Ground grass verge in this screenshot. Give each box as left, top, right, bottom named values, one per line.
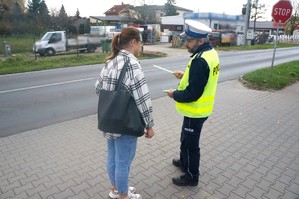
left=0, top=35, right=35, bottom=54
left=241, top=61, right=299, bottom=91
left=0, top=51, right=166, bottom=75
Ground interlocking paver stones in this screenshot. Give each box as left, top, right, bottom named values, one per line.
left=1, top=80, right=299, bottom=199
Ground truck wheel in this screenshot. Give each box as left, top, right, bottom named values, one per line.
left=46, top=48, right=55, bottom=56
left=87, top=46, right=96, bottom=53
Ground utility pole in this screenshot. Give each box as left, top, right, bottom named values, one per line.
left=253, top=0, right=259, bottom=32
left=243, top=0, right=251, bottom=46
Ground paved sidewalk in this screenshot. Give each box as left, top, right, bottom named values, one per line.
left=1, top=79, right=299, bottom=199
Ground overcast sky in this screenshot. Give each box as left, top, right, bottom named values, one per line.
left=36, top=0, right=284, bottom=21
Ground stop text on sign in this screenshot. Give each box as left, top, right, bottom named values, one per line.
left=273, top=7, right=291, bottom=16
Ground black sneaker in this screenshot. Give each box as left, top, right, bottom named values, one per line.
left=172, top=159, right=186, bottom=173
left=172, top=174, right=198, bottom=186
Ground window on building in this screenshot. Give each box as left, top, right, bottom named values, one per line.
left=214, top=23, right=219, bottom=30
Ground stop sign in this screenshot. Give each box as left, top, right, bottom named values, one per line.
left=272, top=0, right=293, bottom=23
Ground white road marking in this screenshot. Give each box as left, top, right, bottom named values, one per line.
left=0, top=77, right=96, bottom=94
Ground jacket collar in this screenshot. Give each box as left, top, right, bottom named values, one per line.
left=119, top=50, right=138, bottom=61
left=190, top=42, right=213, bottom=58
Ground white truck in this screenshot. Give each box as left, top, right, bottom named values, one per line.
left=33, top=31, right=104, bottom=56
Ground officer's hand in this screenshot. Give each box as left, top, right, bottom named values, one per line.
left=166, top=89, right=175, bottom=98
left=173, top=71, right=184, bottom=79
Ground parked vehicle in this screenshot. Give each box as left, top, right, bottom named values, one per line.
left=209, top=30, right=237, bottom=47
left=33, top=31, right=103, bottom=56
left=220, top=30, right=237, bottom=46
left=209, top=31, right=221, bottom=47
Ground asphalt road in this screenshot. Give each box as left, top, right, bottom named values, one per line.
left=0, top=47, right=298, bottom=137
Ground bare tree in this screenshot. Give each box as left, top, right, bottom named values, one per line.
left=120, top=6, right=140, bottom=24
left=285, top=0, right=299, bottom=34
left=138, top=0, right=153, bottom=6
left=49, top=7, right=58, bottom=17
left=251, top=0, right=266, bottom=32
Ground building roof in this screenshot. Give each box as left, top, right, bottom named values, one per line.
left=173, top=5, right=193, bottom=12
left=92, top=4, right=194, bottom=24
left=249, top=21, right=285, bottom=30
left=134, top=4, right=193, bottom=12
left=104, top=4, right=132, bottom=15
left=90, top=16, right=122, bottom=21
left=184, top=12, right=245, bottom=22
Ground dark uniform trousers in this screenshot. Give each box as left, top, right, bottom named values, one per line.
left=180, top=116, right=208, bottom=179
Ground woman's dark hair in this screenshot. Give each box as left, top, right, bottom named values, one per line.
left=106, top=27, right=141, bottom=61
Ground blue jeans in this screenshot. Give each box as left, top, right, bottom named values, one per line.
left=107, top=135, right=137, bottom=194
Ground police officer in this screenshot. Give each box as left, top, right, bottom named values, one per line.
left=166, top=19, right=220, bottom=186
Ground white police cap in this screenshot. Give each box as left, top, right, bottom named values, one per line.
left=180, top=19, right=212, bottom=39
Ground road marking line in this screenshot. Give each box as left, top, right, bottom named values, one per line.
left=0, top=77, right=96, bottom=94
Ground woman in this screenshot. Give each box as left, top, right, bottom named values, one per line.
left=96, top=27, right=155, bottom=199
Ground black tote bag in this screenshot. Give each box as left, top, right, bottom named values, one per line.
left=97, top=58, right=145, bottom=137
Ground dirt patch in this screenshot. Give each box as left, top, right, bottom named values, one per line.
left=142, top=50, right=167, bottom=57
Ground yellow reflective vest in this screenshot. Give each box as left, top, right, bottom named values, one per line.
left=176, top=48, right=220, bottom=118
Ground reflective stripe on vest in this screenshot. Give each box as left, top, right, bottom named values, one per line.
left=176, top=48, right=220, bottom=118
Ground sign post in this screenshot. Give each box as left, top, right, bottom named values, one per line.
left=270, top=0, right=293, bottom=76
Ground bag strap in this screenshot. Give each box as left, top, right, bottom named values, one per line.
left=115, top=57, right=129, bottom=91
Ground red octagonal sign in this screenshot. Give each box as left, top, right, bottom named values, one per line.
left=272, top=0, right=293, bottom=23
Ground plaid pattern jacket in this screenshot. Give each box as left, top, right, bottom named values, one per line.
left=95, top=50, right=154, bottom=139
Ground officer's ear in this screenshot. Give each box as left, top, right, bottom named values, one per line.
left=197, top=38, right=205, bottom=45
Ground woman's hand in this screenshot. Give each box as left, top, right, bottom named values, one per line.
left=145, top=128, right=154, bottom=139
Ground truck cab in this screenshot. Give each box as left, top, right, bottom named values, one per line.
left=33, top=31, right=67, bottom=56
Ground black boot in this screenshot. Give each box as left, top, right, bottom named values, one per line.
left=172, top=174, right=198, bottom=186
left=172, top=159, right=186, bottom=173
